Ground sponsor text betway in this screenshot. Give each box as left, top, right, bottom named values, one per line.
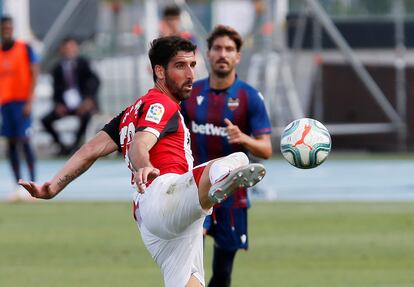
left=191, top=121, right=227, bottom=137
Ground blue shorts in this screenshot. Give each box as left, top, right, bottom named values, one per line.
left=204, top=207, right=248, bottom=251
left=1, top=101, right=32, bottom=138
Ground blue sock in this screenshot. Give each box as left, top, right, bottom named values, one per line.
left=22, top=141, right=36, bottom=181
left=8, top=141, right=21, bottom=183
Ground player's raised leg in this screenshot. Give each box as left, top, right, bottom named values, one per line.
left=197, top=152, right=266, bottom=210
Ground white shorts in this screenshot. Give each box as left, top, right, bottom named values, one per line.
left=134, top=169, right=212, bottom=287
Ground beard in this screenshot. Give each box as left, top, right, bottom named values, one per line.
left=165, top=74, right=192, bottom=101
left=213, top=67, right=232, bottom=78
left=213, top=60, right=234, bottom=78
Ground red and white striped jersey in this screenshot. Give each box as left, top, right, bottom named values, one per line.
left=119, top=88, right=193, bottom=177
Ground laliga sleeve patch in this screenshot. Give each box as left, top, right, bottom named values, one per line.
left=145, top=103, right=165, bottom=124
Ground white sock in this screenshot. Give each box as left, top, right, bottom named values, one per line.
left=209, top=160, right=231, bottom=184
left=209, top=152, right=249, bottom=184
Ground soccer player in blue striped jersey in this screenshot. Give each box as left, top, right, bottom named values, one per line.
left=181, top=25, right=272, bottom=287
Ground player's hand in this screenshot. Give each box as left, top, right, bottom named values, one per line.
left=22, top=102, right=32, bottom=117
left=224, top=118, right=247, bottom=145
left=134, top=167, right=160, bottom=193
left=18, top=179, right=55, bottom=199
left=77, top=98, right=95, bottom=116
left=55, top=104, right=68, bottom=117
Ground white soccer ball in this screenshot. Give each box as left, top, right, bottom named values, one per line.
left=280, top=118, right=331, bottom=169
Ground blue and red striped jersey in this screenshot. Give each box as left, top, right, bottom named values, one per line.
left=181, top=76, right=272, bottom=208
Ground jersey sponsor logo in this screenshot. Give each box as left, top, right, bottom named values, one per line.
left=196, top=95, right=204, bottom=105
left=145, top=103, right=164, bottom=124
left=191, top=121, right=227, bottom=137
left=227, top=98, right=239, bottom=111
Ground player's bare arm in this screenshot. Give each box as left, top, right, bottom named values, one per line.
left=128, top=131, right=160, bottom=192
left=224, top=118, right=272, bottom=159
left=19, top=131, right=118, bottom=199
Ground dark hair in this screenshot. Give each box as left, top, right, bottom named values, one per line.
left=148, top=36, right=197, bottom=82
left=163, top=5, right=181, bottom=18
left=207, top=25, right=243, bottom=52
left=60, top=36, right=79, bottom=46
left=1, top=15, right=13, bottom=24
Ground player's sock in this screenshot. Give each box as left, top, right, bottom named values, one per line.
left=8, top=141, right=21, bottom=182
left=22, top=141, right=36, bottom=181
left=208, top=152, right=249, bottom=185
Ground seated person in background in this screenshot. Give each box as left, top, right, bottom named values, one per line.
left=42, top=37, right=100, bottom=155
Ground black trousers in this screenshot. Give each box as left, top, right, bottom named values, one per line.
left=41, top=110, right=92, bottom=149
left=208, top=245, right=237, bottom=287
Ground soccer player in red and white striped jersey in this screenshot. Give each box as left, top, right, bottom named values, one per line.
left=19, top=36, right=266, bottom=287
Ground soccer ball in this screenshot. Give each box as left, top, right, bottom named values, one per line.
left=280, top=118, right=331, bottom=169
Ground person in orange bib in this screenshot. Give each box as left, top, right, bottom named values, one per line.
left=0, top=15, right=40, bottom=201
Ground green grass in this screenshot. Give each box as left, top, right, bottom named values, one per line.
left=1, top=201, right=414, bottom=287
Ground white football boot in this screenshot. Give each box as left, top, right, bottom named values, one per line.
left=208, top=163, right=266, bottom=204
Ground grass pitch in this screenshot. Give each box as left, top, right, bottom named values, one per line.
left=1, top=201, right=414, bottom=287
